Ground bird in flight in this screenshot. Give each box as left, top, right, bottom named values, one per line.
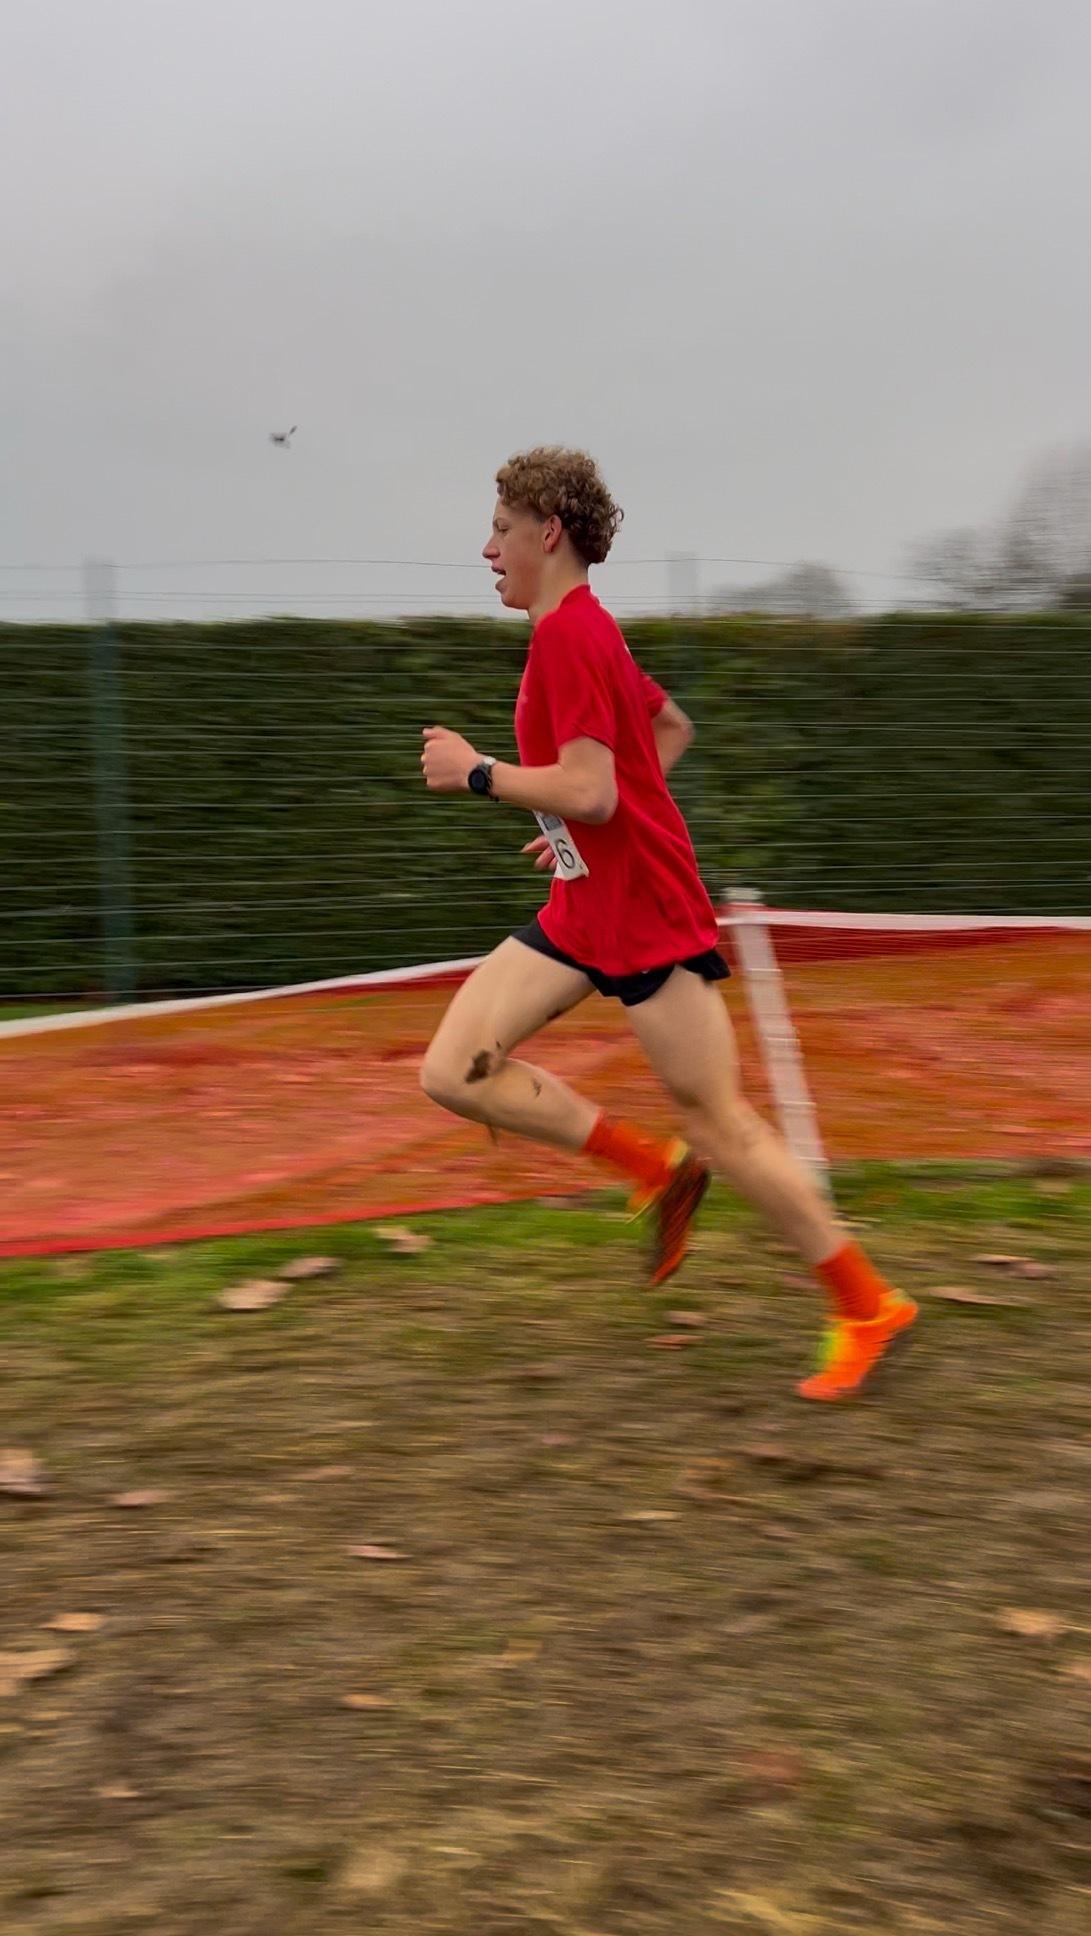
left=270, top=425, right=298, bottom=448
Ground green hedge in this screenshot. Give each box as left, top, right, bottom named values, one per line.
left=2, top=613, right=1089, bottom=999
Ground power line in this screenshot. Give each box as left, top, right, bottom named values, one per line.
left=0, top=552, right=927, bottom=583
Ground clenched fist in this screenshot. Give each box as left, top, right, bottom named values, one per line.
left=421, top=725, right=479, bottom=793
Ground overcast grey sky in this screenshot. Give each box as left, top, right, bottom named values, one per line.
left=2, top=0, right=1089, bottom=620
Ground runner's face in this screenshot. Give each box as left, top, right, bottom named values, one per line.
left=482, top=500, right=545, bottom=611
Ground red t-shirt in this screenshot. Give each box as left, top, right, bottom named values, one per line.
left=513, top=585, right=719, bottom=976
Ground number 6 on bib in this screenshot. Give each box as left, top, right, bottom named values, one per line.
left=534, top=811, right=590, bottom=882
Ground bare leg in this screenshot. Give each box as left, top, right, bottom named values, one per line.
left=626, top=970, right=842, bottom=1265
left=420, top=938, right=598, bottom=1150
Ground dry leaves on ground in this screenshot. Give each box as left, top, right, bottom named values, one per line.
left=218, top=1278, right=288, bottom=1312
left=277, top=1255, right=340, bottom=1281
left=929, top=1285, right=1029, bottom=1308
left=0, top=1447, right=47, bottom=1497
left=341, top=1692, right=395, bottom=1710
left=995, top=1607, right=1067, bottom=1641
left=971, top=1253, right=1055, bottom=1275
left=374, top=1225, right=433, bottom=1255
left=740, top=1748, right=808, bottom=1796
left=110, top=1489, right=171, bottom=1509
left=676, top=1457, right=738, bottom=1505
left=0, top=1646, right=75, bottom=1698
left=338, top=1846, right=408, bottom=1896
left=494, top=1638, right=542, bottom=1669
left=44, top=1613, right=105, bottom=1634
left=349, top=1544, right=409, bottom=1562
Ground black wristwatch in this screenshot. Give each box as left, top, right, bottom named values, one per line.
left=467, top=756, right=498, bottom=800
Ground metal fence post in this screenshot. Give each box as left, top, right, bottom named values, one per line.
left=84, top=558, right=136, bottom=1001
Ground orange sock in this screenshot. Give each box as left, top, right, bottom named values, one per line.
left=583, top=1111, right=678, bottom=1190
left=815, top=1240, right=889, bottom=1322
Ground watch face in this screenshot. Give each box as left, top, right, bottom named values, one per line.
left=468, top=765, right=489, bottom=794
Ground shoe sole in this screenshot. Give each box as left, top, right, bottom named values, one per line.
left=862, top=1304, right=919, bottom=1395
left=648, top=1162, right=710, bottom=1287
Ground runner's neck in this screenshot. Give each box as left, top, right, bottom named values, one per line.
left=530, top=577, right=592, bottom=628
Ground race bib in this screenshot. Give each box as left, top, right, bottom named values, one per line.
left=534, top=811, right=590, bottom=882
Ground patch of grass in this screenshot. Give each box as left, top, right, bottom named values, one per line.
left=1, top=1166, right=1090, bottom=1934
left=0, top=1001, right=88, bottom=1023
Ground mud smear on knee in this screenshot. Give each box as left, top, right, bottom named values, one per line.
left=465, top=1050, right=495, bottom=1084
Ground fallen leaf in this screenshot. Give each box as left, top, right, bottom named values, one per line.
left=717, top=1886, right=818, bottom=1932
left=277, top=1255, right=340, bottom=1281
left=494, top=1638, right=542, bottom=1669
left=218, top=1278, right=287, bottom=1311
left=110, top=1489, right=171, bottom=1509
left=677, top=1457, right=736, bottom=1504
left=741, top=1440, right=795, bottom=1465
left=996, top=1607, right=1067, bottom=1641
left=299, top=1464, right=353, bottom=1482
left=339, top=1846, right=407, bottom=1894
left=539, top=1433, right=574, bottom=1449
left=341, top=1692, right=394, bottom=1710
left=723, top=1612, right=776, bottom=1637
left=44, top=1613, right=104, bottom=1634
left=96, top=1781, right=139, bottom=1800
left=1062, top=1659, right=1091, bottom=1685
left=1035, top=1179, right=1074, bottom=1197
left=929, top=1285, right=1028, bottom=1307
left=0, top=1448, right=47, bottom=1497
left=1011, top=1486, right=1083, bottom=1513
left=374, top=1225, right=433, bottom=1255
left=647, top=1333, right=697, bottom=1349
left=0, top=1646, right=74, bottom=1697
left=665, top=1310, right=709, bottom=1328
left=973, top=1253, right=1025, bottom=1269
left=621, top=1509, right=678, bottom=1523
left=1013, top=1260, right=1057, bottom=1280
left=741, top=1748, right=807, bottom=1794
left=349, top=1544, right=409, bottom=1562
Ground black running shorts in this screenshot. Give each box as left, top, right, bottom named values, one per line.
left=512, top=916, right=730, bottom=1008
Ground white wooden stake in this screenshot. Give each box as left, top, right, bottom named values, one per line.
left=725, top=888, right=832, bottom=1196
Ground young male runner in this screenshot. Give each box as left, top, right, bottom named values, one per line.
left=419, top=447, right=916, bottom=1399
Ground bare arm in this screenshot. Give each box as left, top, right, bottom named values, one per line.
left=491, top=737, right=618, bottom=825
left=651, top=695, right=694, bottom=777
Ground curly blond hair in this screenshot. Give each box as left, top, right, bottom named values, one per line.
left=495, top=446, right=624, bottom=566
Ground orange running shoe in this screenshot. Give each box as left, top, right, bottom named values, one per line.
left=630, top=1146, right=710, bottom=1287
left=796, top=1291, right=918, bottom=1401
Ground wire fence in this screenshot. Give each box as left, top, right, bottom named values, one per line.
left=0, top=550, right=936, bottom=629
left=2, top=596, right=1089, bottom=1001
